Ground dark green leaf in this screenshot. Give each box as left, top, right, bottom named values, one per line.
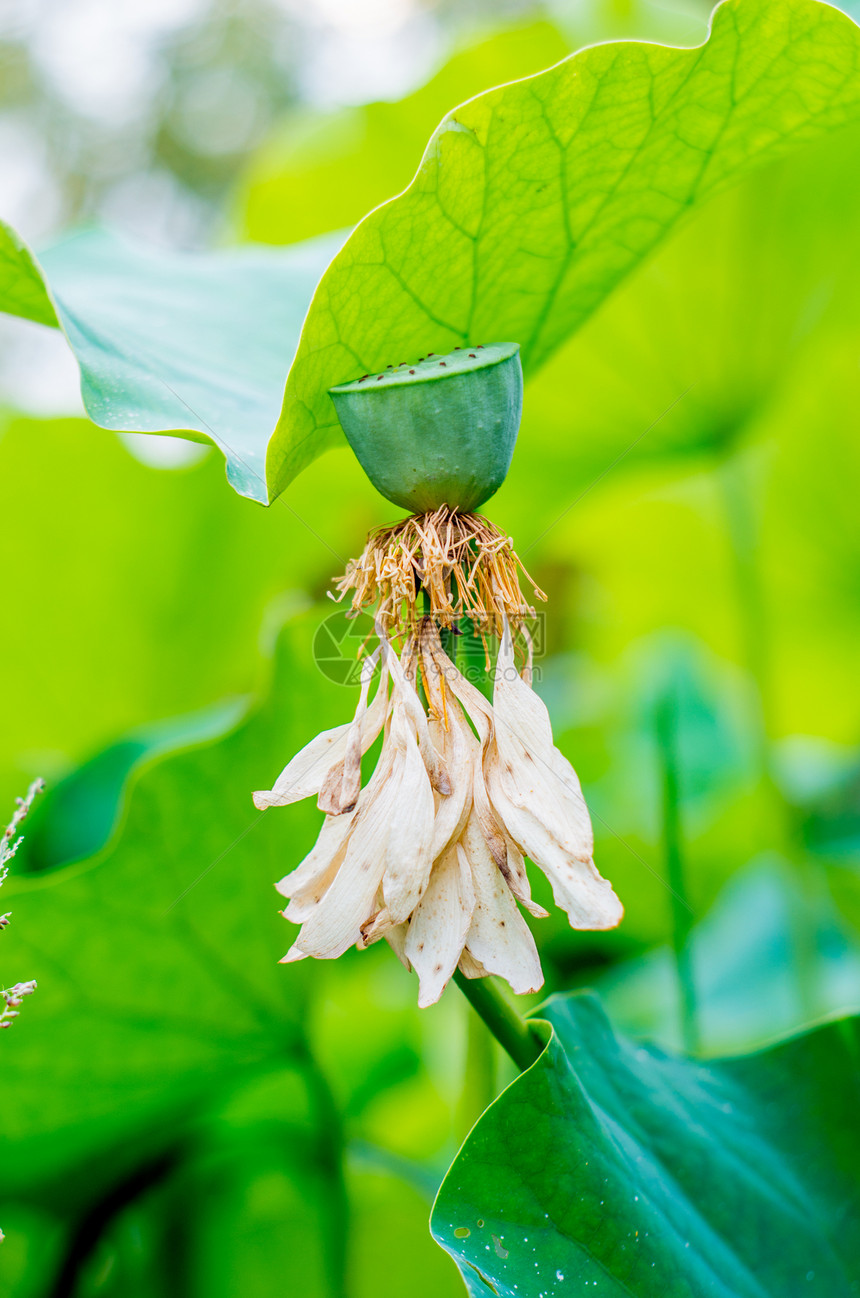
left=432, top=993, right=860, bottom=1296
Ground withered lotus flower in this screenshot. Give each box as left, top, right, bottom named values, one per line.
left=254, top=506, right=622, bottom=1006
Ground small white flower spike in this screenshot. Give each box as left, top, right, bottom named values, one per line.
left=1, top=780, right=42, bottom=1031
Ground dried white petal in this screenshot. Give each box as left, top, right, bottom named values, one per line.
left=290, top=748, right=398, bottom=958
left=494, top=620, right=592, bottom=855
left=430, top=629, right=549, bottom=920
left=253, top=727, right=348, bottom=809
left=279, top=943, right=307, bottom=964
left=457, top=948, right=493, bottom=980
left=487, top=622, right=622, bottom=930
left=421, top=636, right=475, bottom=859
left=359, top=904, right=395, bottom=946
left=486, top=740, right=621, bottom=929
left=255, top=649, right=388, bottom=811
left=380, top=702, right=436, bottom=924
left=467, top=747, right=545, bottom=917
left=263, top=612, right=622, bottom=1003
left=445, top=658, right=494, bottom=745
left=458, top=821, right=543, bottom=997
left=385, top=639, right=452, bottom=795
left=406, top=845, right=476, bottom=1007
left=499, top=835, right=550, bottom=920
left=280, top=818, right=357, bottom=926
left=316, top=718, right=363, bottom=814
left=385, top=922, right=412, bottom=971
left=318, top=650, right=389, bottom=814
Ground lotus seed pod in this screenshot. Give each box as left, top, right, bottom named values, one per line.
left=329, top=342, right=522, bottom=513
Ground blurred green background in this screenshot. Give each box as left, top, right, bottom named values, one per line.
left=1, top=1, right=859, bottom=1295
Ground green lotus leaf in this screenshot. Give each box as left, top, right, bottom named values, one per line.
left=269, top=0, right=860, bottom=496
left=432, top=993, right=860, bottom=1296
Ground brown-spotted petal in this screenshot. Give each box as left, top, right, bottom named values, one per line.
left=406, top=844, right=476, bottom=1008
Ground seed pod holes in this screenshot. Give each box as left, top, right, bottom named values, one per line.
left=329, top=341, right=522, bottom=512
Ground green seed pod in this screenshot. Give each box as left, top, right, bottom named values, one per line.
left=329, top=341, right=522, bottom=513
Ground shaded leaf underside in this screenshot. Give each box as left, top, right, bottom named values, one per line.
left=0, top=226, right=343, bottom=504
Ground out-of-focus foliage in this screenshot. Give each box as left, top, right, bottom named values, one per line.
left=0, top=0, right=303, bottom=244
left=0, top=408, right=379, bottom=815
left=597, top=859, right=860, bottom=1054
left=239, top=22, right=573, bottom=246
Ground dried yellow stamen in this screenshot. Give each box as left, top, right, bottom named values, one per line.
left=331, top=506, right=546, bottom=638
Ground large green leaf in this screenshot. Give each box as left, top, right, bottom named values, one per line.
left=0, top=615, right=323, bottom=1205
left=269, top=0, right=860, bottom=495
left=432, top=994, right=860, bottom=1296
left=3, top=1, right=859, bottom=505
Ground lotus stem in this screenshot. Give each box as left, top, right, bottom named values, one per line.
left=453, top=969, right=542, bottom=1072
